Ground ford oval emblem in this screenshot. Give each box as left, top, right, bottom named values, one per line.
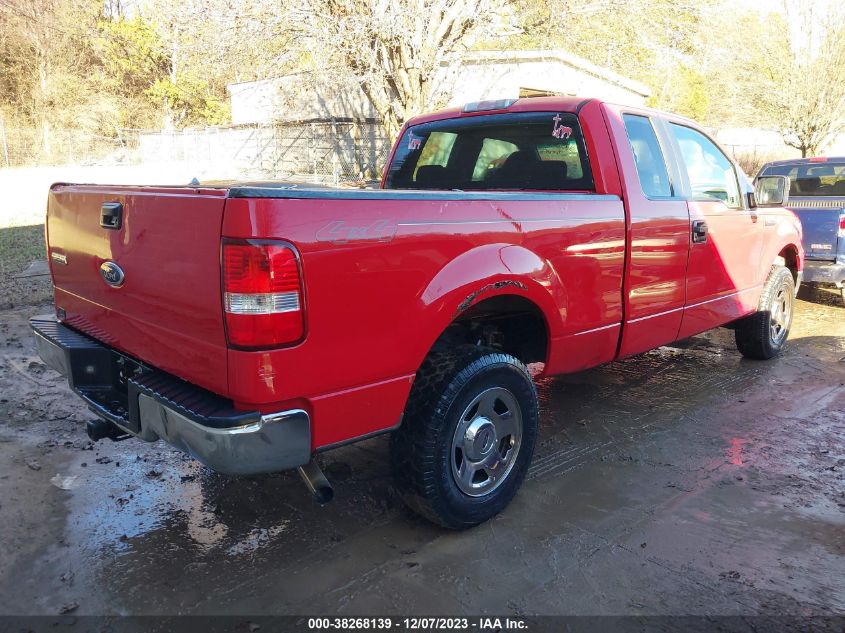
left=99, top=261, right=125, bottom=287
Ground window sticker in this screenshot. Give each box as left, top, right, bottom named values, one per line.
left=407, top=131, right=422, bottom=150
left=552, top=114, right=572, bottom=140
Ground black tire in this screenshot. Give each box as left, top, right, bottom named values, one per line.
left=735, top=265, right=795, bottom=360
left=391, top=345, right=538, bottom=529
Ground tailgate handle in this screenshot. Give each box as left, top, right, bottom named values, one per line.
left=100, top=202, right=123, bottom=230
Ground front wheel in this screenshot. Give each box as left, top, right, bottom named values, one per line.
left=391, top=345, right=538, bottom=529
left=735, top=265, right=795, bottom=360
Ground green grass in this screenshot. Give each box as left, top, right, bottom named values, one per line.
left=0, top=224, right=51, bottom=309
left=0, top=224, right=46, bottom=275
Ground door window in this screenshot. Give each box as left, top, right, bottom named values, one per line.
left=671, top=124, right=741, bottom=208
left=623, top=114, right=673, bottom=198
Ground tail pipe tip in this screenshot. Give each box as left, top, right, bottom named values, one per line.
left=297, top=461, right=334, bottom=504
left=85, top=418, right=130, bottom=442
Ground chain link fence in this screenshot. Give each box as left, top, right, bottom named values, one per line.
left=0, top=121, right=392, bottom=184
left=0, top=120, right=394, bottom=305
left=0, top=126, right=142, bottom=168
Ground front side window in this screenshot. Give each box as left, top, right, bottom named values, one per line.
left=623, top=114, right=673, bottom=198
left=385, top=112, right=594, bottom=191
left=670, top=124, right=741, bottom=208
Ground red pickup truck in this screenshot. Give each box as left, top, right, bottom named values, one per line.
left=32, top=97, right=803, bottom=529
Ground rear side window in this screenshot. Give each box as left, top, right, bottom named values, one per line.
left=760, top=162, right=845, bottom=196
left=385, top=112, right=594, bottom=191
left=670, top=124, right=741, bottom=208
left=623, top=114, right=673, bottom=198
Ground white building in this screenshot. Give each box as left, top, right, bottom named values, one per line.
left=227, top=73, right=377, bottom=126
left=445, top=50, right=650, bottom=108
left=227, top=49, right=651, bottom=126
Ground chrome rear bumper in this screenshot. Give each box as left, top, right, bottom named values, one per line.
left=30, top=315, right=311, bottom=475
left=803, top=259, right=845, bottom=286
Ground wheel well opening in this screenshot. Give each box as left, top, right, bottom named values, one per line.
left=432, top=295, right=548, bottom=366
left=779, top=246, right=799, bottom=284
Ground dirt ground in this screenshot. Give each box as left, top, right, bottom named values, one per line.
left=0, top=286, right=843, bottom=625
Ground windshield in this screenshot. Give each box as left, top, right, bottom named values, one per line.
left=384, top=112, right=594, bottom=191
left=760, top=161, right=845, bottom=196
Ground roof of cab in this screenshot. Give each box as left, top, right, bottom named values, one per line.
left=763, top=156, right=845, bottom=167
left=402, top=96, right=704, bottom=132
left=404, top=96, right=595, bottom=128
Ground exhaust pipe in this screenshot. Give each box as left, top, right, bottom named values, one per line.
left=85, top=418, right=130, bottom=442
left=297, top=461, right=334, bottom=504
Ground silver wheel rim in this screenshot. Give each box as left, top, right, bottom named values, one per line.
left=770, top=282, right=791, bottom=344
left=450, top=387, right=523, bottom=497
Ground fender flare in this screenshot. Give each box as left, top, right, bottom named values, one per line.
left=408, top=243, right=566, bottom=370
left=774, top=243, right=801, bottom=268
left=774, top=211, right=804, bottom=271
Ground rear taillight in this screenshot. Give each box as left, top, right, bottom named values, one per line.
left=839, top=214, right=845, bottom=237
left=222, top=239, right=305, bottom=348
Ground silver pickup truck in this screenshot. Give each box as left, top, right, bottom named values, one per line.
left=758, top=157, right=845, bottom=305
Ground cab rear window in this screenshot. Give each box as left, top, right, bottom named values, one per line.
left=760, top=161, right=845, bottom=196
left=385, top=112, right=594, bottom=191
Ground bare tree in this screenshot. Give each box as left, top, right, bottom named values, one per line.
left=0, top=0, right=104, bottom=152
left=777, top=2, right=845, bottom=157
left=290, top=0, right=510, bottom=138
left=0, top=0, right=60, bottom=155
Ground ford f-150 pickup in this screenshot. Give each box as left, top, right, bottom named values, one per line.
left=32, top=97, right=803, bottom=529
left=757, top=157, right=845, bottom=305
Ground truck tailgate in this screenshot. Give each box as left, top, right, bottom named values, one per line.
left=787, top=203, right=842, bottom=261
left=46, top=184, right=230, bottom=395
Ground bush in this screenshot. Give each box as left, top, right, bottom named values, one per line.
left=731, top=149, right=790, bottom=178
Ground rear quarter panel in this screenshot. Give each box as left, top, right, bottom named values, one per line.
left=222, top=192, right=626, bottom=449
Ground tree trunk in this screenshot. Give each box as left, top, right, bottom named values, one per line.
left=38, top=53, right=51, bottom=157
left=0, top=115, right=10, bottom=167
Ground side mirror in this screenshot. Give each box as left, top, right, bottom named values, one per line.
left=746, top=191, right=757, bottom=209
left=754, top=175, right=790, bottom=207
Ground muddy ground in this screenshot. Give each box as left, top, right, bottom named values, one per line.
left=0, top=287, right=843, bottom=625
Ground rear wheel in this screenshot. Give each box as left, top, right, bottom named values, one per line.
left=391, top=345, right=538, bottom=529
left=735, top=265, right=795, bottom=360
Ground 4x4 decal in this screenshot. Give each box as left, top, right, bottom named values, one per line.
left=315, top=219, right=397, bottom=244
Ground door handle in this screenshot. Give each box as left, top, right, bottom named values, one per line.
left=100, top=202, right=123, bottom=230
left=692, top=220, right=707, bottom=243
